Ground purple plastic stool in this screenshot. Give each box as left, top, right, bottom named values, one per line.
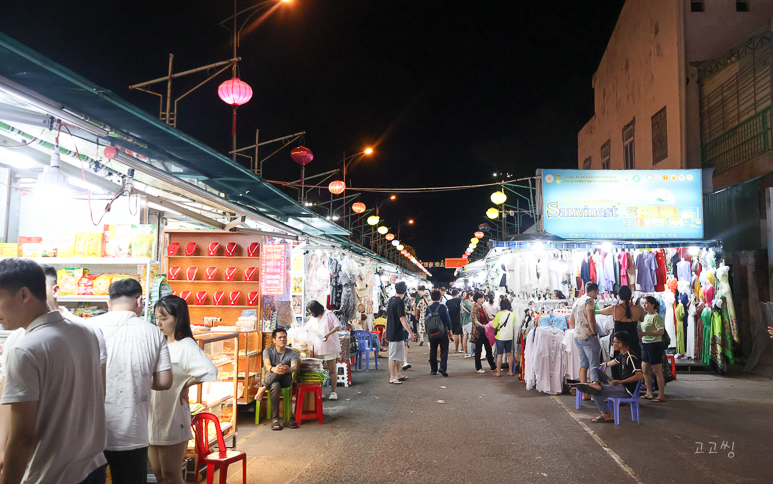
left=352, top=330, right=378, bottom=371
left=606, top=380, right=643, bottom=425
left=575, top=388, right=585, bottom=409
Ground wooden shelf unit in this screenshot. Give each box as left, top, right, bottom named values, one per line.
left=164, top=230, right=263, bottom=405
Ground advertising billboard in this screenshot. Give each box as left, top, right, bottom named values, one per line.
left=541, top=169, right=703, bottom=239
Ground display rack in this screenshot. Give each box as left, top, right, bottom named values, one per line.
left=0, top=257, right=156, bottom=319
left=163, top=230, right=263, bottom=405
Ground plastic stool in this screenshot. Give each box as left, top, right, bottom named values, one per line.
left=255, top=387, right=292, bottom=425
left=336, top=360, right=351, bottom=388
left=295, top=382, right=324, bottom=426
left=666, top=355, right=677, bottom=380
left=575, top=389, right=585, bottom=409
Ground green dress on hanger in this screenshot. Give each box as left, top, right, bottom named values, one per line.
left=675, top=301, right=685, bottom=355
left=701, top=307, right=711, bottom=365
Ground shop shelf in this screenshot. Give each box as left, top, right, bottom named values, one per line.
left=212, top=359, right=236, bottom=369
left=0, top=257, right=154, bottom=265
left=58, top=295, right=110, bottom=302
left=201, top=394, right=234, bottom=409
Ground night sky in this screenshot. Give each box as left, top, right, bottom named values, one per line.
left=1, top=0, right=625, bottom=282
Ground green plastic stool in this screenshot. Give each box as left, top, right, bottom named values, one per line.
left=255, top=387, right=292, bottom=424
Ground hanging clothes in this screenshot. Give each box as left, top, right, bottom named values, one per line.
left=676, top=260, right=691, bottom=284
left=686, top=299, right=697, bottom=359
left=603, top=251, right=616, bottom=292
left=614, top=253, right=621, bottom=290
left=710, top=308, right=728, bottom=374
left=338, top=273, right=357, bottom=326
left=580, top=257, right=591, bottom=284
left=329, top=258, right=342, bottom=308
left=537, top=255, right=551, bottom=292
left=593, top=253, right=607, bottom=292
left=589, top=254, right=598, bottom=284
left=619, top=251, right=629, bottom=287
left=635, top=251, right=656, bottom=292
left=532, top=326, right=566, bottom=395
left=675, top=299, right=686, bottom=354
left=701, top=306, right=711, bottom=365
left=703, top=283, right=715, bottom=306
left=716, top=265, right=738, bottom=343
left=626, top=252, right=637, bottom=290
left=663, top=291, right=676, bottom=348
left=654, top=250, right=667, bottom=292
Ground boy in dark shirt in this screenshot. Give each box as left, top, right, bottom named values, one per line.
left=576, top=331, right=643, bottom=423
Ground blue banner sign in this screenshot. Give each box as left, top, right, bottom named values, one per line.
left=541, top=169, right=703, bottom=239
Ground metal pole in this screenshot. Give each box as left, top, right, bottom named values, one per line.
left=165, top=54, right=173, bottom=125
left=255, top=129, right=259, bottom=175
left=232, top=107, right=237, bottom=162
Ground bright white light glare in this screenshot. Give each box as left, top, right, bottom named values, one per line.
left=533, top=242, right=544, bottom=252
left=601, top=242, right=613, bottom=252
left=688, top=246, right=700, bottom=256
left=325, top=216, right=331, bottom=220
left=147, top=201, right=183, bottom=216
left=68, top=177, right=105, bottom=194
left=332, top=215, right=340, bottom=221
left=0, top=148, right=37, bottom=170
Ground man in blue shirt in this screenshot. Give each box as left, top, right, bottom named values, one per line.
left=425, top=289, right=452, bottom=377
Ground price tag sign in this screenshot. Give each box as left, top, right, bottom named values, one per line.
left=261, top=244, right=287, bottom=296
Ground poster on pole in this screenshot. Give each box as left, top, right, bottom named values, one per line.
left=261, top=243, right=287, bottom=296
left=541, top=169, right=703, bottom=239
left=445, top=258, right=468, bottom=268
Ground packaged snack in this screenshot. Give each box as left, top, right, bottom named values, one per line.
left=58, top=235, right=76, bottom=258
left=0, top=244, right=18, bottom=257
left=103, top=225, right=132, bottom=258
left=41, top=236, right=58, bottom=257
left=77, top=275, right=99, bottom=296
left=93, top=274, right=114, bottom=296
left=21, top=243, right=43, bottom=258
left=58, top=268, right=86, bottom=295
left=130, top=225, right=157, bottom=259
left=18, top=236, right=42, bottom=257
left=75, top=233, right=103, bottom=258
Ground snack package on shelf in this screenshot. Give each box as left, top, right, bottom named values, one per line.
left=57, top=235, right=76, bottom=258
left=130, top=224, right=157, bottom=259
left=93, top=274, right=114, bottom=296
left=75, top=233, right=102, bottom=258
left=18, top=237, right=42, bottom=257
left=77, top=275, right=100, bottom=296
left=72, top=303, right=107, bottom=319
left=102, top=224, right=132, bottom=258
left=57, top=268, right=87, bottom=295
left=0, top=243, right=18, bottom=257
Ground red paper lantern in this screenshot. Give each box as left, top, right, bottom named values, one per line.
left=291, top=146, right=313, bottom=166
left=474, top=231, right=484, bottom=239
left=218, top=78, right=253, bottom=106
left=103, top=146, right=117, bottom=159
left=352, top=202, right=366, bottom=214
left=385, top=233, right=395, bottom=241
left=328, top=180, right=346, bottom=195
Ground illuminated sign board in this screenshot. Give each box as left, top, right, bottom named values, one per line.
left=261, top=243, right=287, bottom=296
left=541, top=169, right=703, bottom=239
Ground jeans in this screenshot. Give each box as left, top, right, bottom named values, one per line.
left=104, top=448, right=148, bottom=484
left=264, top=372, right=294, bottom=420
left=591, top=370, right=631, bottom=414
left=574, top=336, right=601, bottom=383
left=370, top=333, right=381, bottom=352
left=474, top=336, right=496, bottom=371
left=79, top=465, right=107, bottom=484
left=429, top=333, right=449, bottom=372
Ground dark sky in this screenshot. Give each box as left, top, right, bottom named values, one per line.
left=1, top=0, right=625, bottom=281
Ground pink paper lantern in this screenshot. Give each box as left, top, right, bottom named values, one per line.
left=218, top=78, right=253, bottom=106
left=291, top=146, right=314, bottom=166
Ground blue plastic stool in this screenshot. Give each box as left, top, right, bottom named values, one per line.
left=255, top=387, right=292, bottom=424
left=606, top=380, right=643, bottom=425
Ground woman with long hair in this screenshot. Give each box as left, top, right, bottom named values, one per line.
left=306, top=300, right=342, bottom=400
left=460, top=292, right=473, bottom=358
left=599, top=285, right=643, bottom=359
left=471, top=292, right=496, bottom=373
left=149, top=296, right=217, bottom=484
left=640, top=296, right=667, bottom=402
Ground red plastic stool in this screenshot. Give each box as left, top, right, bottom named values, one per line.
left=336, top=359, right=353, bottom=386
left=295, top=382, right=324, bottom=426
left=666, top=355, right=677, bottom=380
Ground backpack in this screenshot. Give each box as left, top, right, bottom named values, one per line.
left=424, top=306, right=446, bottom=337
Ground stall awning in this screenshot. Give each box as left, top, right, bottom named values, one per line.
left=0, top=32, right=347, bottom=237
left=491, top=240, right=722, bottom=249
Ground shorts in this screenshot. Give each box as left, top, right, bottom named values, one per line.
left=462, top=323, right=472, bottom=335
left=451, top=321, right=463, bottom=335
left=496, top=339, right=513, bottom=354
left=641, top=341, right=665, bottom=364
left=388, top=341, right=406, bottom=361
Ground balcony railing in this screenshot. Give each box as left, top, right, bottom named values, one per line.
left=702, top=107, right=772, bottom=174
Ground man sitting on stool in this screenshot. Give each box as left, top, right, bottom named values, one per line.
left=576, top=331, right=643, bottom=424
left=256, top=328, right=299, bottom=430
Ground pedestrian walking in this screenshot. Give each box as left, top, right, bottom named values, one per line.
left=91, top=278, right=173, bottom=484
left=471, top=292, right=496, bottom=373
left=492, top=299, right=515, bottom=377
left=446, top=289, right=463, bottom=353
left=640, top=296, right=667, bottom=402
left=460, top=292, right=473, bottom=358
left=149, top=295, right=218, bottom=484
left=386, top=282, right=416, bottom=384
left=425, top=289, right=451, bottom=376
left=414, top=285, right=430, bottom=345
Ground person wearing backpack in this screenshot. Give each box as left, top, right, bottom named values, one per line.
left=425, top=289, right=452, bottom=376
left=492, top=299, right=516, bottom=377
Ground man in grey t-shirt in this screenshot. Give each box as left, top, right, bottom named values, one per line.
left=258, top=328, right=299, bottom=430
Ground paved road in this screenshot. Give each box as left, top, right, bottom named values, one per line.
left=227, top=345, right=773, bottom=484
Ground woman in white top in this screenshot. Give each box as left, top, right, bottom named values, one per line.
left=149, top=296, right=218, bottom=484
left=482, top=294, right=500, bottom=321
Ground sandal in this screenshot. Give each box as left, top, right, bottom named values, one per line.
left=651, top=398, right=666, bottom=403
left=271, top=420, right=283, bottom=431
left=398, top=376, right=409, bottom=381
left=642, top=394, right=655, bottom=400
left=591, top=416, right=614, bottom=423
left=389, top=380, right=402, bottom=384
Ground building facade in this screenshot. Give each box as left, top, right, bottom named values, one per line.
left=578, top=0, right=773, bottom=179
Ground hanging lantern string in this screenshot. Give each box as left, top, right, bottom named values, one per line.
left=334, top=176, right=536, bottom=193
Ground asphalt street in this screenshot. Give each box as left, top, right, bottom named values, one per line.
left=225, top=345, right=773, bottom=484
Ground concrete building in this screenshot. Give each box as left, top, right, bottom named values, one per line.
left=578, top=0, right=773, bottom=178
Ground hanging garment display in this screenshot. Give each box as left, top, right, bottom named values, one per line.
left=635, top=251, right=656, bottom=292
left=716, top=265, right=738, bottom=343
left=654, top=249, right=667, bottom=292
left=580, top=257, right=591, bottom=285
left=675, top=298, right=686, bottom=355
left=619, top=251, right=629, bottom=287
left=663, top=290, right=676, bottom=348
left=329, top=257, right=342, bottom=308
left=338, top=273, right=357, bottom=326
left=701, top=306, right=711, bottom=365
left=626, top=251, right=636, bottom=290
left=603, top=251, right=616, bottom=292
left=593, top=252, right=606, bottom=292
left=686, top=299, right=697, bottom=359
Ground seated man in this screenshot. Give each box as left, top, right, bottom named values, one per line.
left=256, top=328, right=299, bottom=430
left=576, top=331, right=643, bottom=423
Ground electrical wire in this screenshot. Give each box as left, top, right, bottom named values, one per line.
left=344, top=176, right=536, bottom=193
left=1, top=128, right=45, bottom=148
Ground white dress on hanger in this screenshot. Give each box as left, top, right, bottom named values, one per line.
left=663, top=291, right=676, bottom=348
left=507, top=255, right=521, bottom=294
left=686, top=301, right=696, bottom=359
left=593, top=253, right=607, bottom=293
left=537, top=255, right=550, bottom=292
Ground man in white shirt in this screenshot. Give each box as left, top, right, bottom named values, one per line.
left=439, top=287, right=451, bottom=305
left=0, top=258, right=107, bottom=484
left=91, top=278, right=172, bottom=484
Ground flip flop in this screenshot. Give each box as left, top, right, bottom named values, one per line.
left=271, top=421, right=283, bottom=430
left=398, top=376, right=410, bottom=381
left=592, top=416, right=615, bottom=423
left=576, top=383, right=601, bottom=395
left=651, top=398, right=666, bottom=403
left=642, top=395, right=655, bottom=400
left=389, top=380, right=402, bottom=384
